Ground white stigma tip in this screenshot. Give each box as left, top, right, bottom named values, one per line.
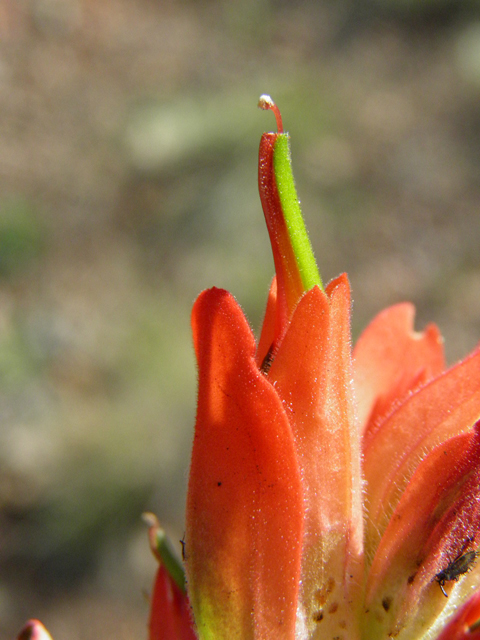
left=258, top=94, right=274, bottom=110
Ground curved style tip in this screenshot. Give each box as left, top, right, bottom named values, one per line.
left=258, top=94, right=284, bottom=133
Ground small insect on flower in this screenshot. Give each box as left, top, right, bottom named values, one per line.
left=260, top=343, right=275, bottom=375
left=435, top=550, right=480, bottom=597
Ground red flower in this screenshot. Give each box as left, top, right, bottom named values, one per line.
left=183, top=96, right=480, bottom=639
left=17, top=96, right=480, bottom=640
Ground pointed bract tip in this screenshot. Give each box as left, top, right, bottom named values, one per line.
left=142, top=511, right=159, bottom=528
left=258, top=94, right=284, bottom=133
left=143, top=512, right=186, bottom=593
left=143, top=511, right=164, bottom=561
left=17, top=620, right=53, bottom=640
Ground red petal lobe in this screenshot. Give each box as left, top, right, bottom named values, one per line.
left=354, top=303, right=445, bottom=434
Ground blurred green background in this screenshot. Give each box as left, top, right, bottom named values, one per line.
left=1, top=0, right=480, bottom=637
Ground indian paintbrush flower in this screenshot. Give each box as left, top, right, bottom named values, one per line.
left=182, top=95, right=480, bottom=640
left=16, top=97, right=480, bottom=640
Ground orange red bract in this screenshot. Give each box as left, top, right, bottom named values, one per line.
left=16, top=97, right=480, bottom=640
left=182, top=98, right=480, bottom=639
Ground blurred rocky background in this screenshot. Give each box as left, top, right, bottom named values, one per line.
left=1, top=0, right=480, bottom=637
